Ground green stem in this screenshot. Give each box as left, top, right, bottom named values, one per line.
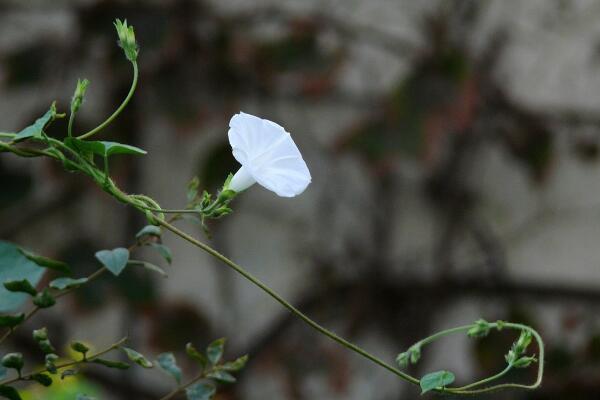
left=67, top=112, right=76, bottom=137
left=0, top=337, right=127, bottom=386
left=77, top=61, right=138, bottom=140
left=158, top=367, right=215, bottom=400
left=157, top=219, right=420, bottom=385
left=453, top=365, right=512, bottom=391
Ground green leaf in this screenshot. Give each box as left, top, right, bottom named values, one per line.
left=121, top=347, right=153, bottom=368
left=420, top=370, right=455, bottom=394
left=95, top=248, right=130, bottom=276
left=206, top=370, right=236, bottom=384
left=185, top=343, right=208, bottom=368
left=49, top=277, right=88, bottom=291
left=0, top=365, right=6, bottom=380
left=1, top=353, right=23, bottom=373
left=19, top=249, right=71, bottom=274
left=206, top=338, right=226, bottom=365
left=186, top=382, right=215, bottom=400
left=70, top=342, right=89, bottom=357
left=92, top=358, right=130, bottom=370
left=30, top=373, right=52, bottom=387
left=13, top=103, right=57, bottom=142
left=0, top=241, right=47, bottom=313
left=32, top=290, right=56, bottom=308
left=149, top=243, right=172, bottom=264
left=222, top=355, right=248, bottom=372
left=0, top=314, right=24, bottom=328
left=3, top=280, right=37, bottom=296
left=156, top=352, right=182, bottom=384
left=0, top=385, right=21, bottom=400
left=129, top=261, right=167, bottom=277
left=65, top=138, right=147, bottom=158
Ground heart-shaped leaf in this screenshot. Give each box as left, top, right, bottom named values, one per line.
left=95, top=248, right=130, bottom=276
left=420, top=370, right=455, bottom=394
left=13, top=103, right=58, bottom=142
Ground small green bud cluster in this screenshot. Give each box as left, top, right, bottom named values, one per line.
left=396, top=344, right=421, bottom=368
left=505, top=330, right=537, bottom=368
left=467, top=319, right=492, bottom=338
left=114, top=19, right=138, bottom=62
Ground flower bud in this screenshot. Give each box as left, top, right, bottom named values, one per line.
left=114, top=19, right=138, bottom=62
left=70, top=78, right=90, bottom=114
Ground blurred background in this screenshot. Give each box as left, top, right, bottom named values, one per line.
left=2, top=0, right=600, bottom=399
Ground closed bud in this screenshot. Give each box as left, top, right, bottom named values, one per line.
left=396, top=352, right=409, bottom=368
left=70, top=78, right=90, bottom=114
left=114, top=19, right=138, bottom=62
left=33, top=327, right=48, bottom=341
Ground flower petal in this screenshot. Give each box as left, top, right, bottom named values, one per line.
left=228, top=112, right=311, bottom=197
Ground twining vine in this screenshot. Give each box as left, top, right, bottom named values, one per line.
left=0, top=19, right=544, bottom=399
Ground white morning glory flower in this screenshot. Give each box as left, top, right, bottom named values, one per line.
left=227, top=112, right=311, bottom=197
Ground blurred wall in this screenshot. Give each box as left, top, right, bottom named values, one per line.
left=2, top=1, right=600, bottom=399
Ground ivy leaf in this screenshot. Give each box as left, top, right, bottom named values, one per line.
left=92, top=358, right=130, bottom=370
left=95, top=248, right=130, bottom=276
left=30, top=373, right=52, bottom=387
left=156, top=353, right=182, bottom=384
left=206, top=338, right=226, bottom=365
left=149, top=243, right=172, bottom=264
left=420, top=370, right=455, bottom=394
left=0, top=385, right=21, bottom=400
left=64, top=138, right=147, bottom=158
left=186, top=382, right=216, bottom=400
left=185, top=343, right=208, bottom=368
left=19, top=249, right=71, bottom=274
left=0, top=241, right=46, bottom=313
left=222, top=355, right=248, bottom=372
left=206, top=370, right=236, bottom=384
left=49, top=277, right=88, bottom=291
left=135, top=225, right=161, bottom=240
left=3, top=280, right=37, bottom=296
left=121, top=347, right=153, bottom=368
left=32, top=290, right=56, bottom=308
left=13, top=103, right=58, bottom=142
left=0, top=314, right=24, bottom=328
